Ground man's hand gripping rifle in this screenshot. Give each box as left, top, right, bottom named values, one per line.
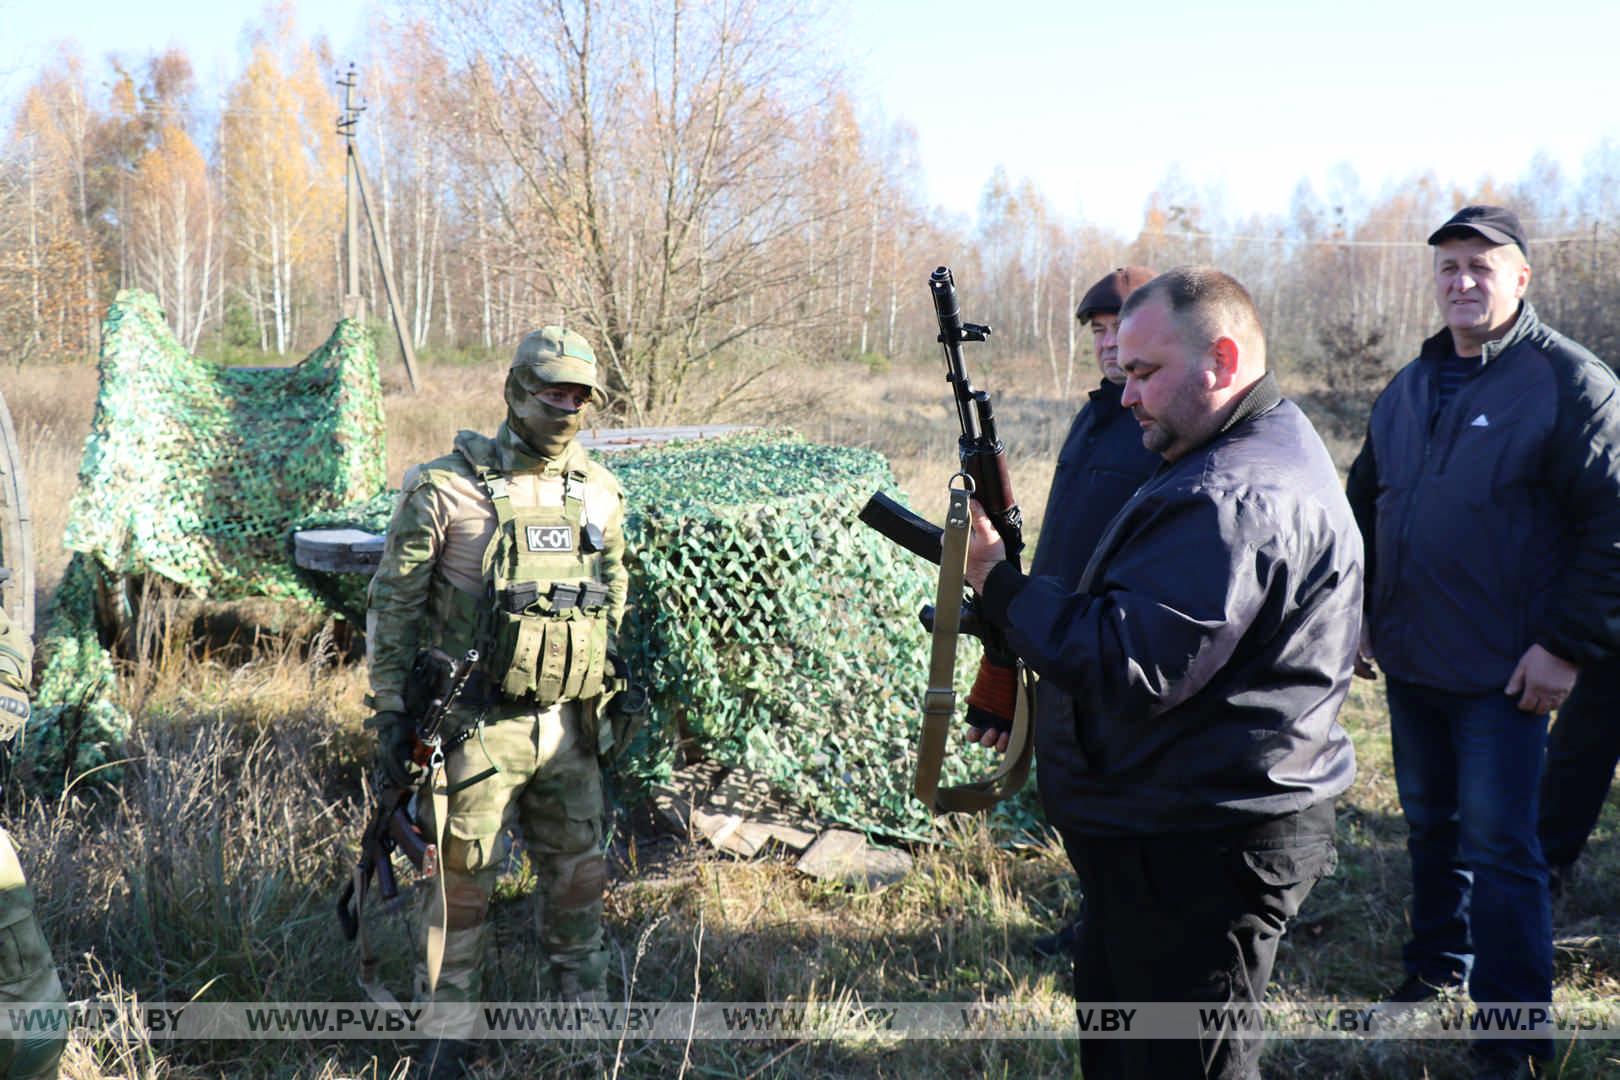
left=337, top=649, right=478, bottom=940
left=858, top=266, right=1034, bottom=810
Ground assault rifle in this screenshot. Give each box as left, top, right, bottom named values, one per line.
left=337, top=648, right=478, bottom=940
left=859, top=266, right=1026, bottom=735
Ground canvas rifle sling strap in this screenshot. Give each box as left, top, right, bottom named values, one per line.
left=351, top=755, right=450, bottom=1007
left=424, top=751, right=450, bottom=994
left=915, top=478, right=1034, bottom=814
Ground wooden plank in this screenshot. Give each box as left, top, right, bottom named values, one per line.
left=0, top=390, right=33, bottom=637
left=648, top=760, right=728, bottom=835
left=700, top=767, right=818, bottom=851
left=796, top=829, right=912, bottom=888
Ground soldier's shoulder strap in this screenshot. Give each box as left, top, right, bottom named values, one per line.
left=449, top=429, right=500, bottom=475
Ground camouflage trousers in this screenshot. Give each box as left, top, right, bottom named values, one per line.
left=0, top=830, right=64, bottom=1079
left=413, top=699, right=607, bottom=1025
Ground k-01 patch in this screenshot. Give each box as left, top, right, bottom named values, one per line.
left=525, top=524, right=575, bottom=553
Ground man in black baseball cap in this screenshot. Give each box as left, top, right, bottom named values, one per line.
left=1348, top=207, right=1620, bottom=1078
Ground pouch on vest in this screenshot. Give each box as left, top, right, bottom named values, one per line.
left=488, top=582, right=610, bottom=704
left=463, top=457, right=613, bottom=707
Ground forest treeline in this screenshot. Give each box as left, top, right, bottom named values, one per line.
left=3, top=0, right=1618, bottom=422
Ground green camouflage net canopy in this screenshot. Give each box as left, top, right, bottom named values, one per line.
left=30, top=290, right=386, bottom=781
left=598, top=435, right=1021, bottom=838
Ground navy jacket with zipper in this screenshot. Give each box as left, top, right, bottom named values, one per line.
left=1346, top=302, right=1620, bottom=694
left=981, top=374, right=1361, bottom=837
left=1030, top=377, right=1162, bottom=587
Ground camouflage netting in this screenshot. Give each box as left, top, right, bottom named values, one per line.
left=603, top=434, right=1021, bottom=838
left=32, top=290, right=1023, bottom=833
left=30, top=289, right=386, bottom=780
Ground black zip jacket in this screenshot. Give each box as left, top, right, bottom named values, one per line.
left=980, top=374, right=1361, bottom=836
left=1345, top=303, right=1620, bottom=693
left=1029, top=378, right=1162, bottom=588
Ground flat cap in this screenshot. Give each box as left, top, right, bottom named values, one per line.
left=1077, top=266, right=1157, bottom=324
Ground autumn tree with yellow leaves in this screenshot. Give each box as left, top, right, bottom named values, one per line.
left=220, top=38, right=342, bottom=355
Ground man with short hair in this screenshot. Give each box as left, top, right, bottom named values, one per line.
left=1023, top=266, right=1160, bottom=962
left=1347, top=205, right=1620, bottom=1078
left=366, top=327, right=629, bottom=1078
left=967, top=267, right=1360, bottom=1079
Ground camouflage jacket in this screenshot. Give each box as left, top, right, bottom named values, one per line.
left=366, top=423, right=628, bottom=715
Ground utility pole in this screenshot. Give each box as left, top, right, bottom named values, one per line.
left=336, top=64, right=420, bottom=393
left=337, top=65, right=363, bottom=321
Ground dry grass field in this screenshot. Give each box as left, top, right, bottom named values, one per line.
left=2, top=348, right=1619, bottom=1079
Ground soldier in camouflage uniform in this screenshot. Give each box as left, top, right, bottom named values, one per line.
left=366, top=327, right=628, bottom=1074
left=0, top=608, right=66, bottom=1079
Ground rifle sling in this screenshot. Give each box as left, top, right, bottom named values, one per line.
left=916, top=485, right=1034, bottom=814
left=424, top=758, right=450, bottom=994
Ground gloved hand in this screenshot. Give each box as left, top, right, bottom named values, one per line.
left=0, top=683, right=28, bottom=744
left=369, top=710, right=422, bottom=790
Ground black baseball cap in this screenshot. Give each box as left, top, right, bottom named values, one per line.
left=1428, top=205, right=1528, bottom=259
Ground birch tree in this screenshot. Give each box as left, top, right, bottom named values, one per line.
left=435, top=0, right=859, bottom=420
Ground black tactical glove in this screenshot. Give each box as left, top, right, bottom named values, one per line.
left=369, top=710, right=422, bottom=790
left=598, top=655, right=650, bottom=766
left=608, top=652, right=630, bottom=689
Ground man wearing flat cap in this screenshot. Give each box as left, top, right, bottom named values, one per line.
left=1017, top=267, right=1160, bottom=961
left=366, top=327, right=629, bottom=1078
left=1348, top=207, right=1620, bottom=1077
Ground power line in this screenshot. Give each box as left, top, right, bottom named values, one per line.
left=1148, top=229, right=1608, bottom=248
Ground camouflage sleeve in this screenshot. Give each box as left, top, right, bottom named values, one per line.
left=599, top=477, right=629, bottom=646
left=0, top=606, right=29, bottom=695
left=366, top=475, right=448, bottom=714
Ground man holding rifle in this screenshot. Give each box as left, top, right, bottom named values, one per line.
left=965, top=268, right=1359, bottom=1080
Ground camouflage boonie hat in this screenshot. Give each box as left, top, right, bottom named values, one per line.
left=511, top=327, right=608, bottom=406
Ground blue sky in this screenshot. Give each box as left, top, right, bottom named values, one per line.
left=842, top=0, right=1619, bottom=233
left=5, top=0, right=1616, bottom=235
left=0, top=0, right=372, bottom=108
